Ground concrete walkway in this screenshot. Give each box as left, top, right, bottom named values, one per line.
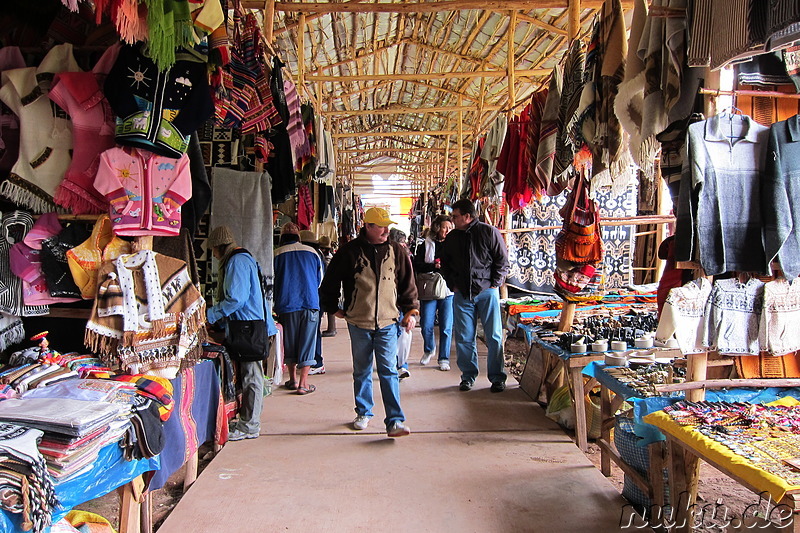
left=159, top=320, right=636, bottom=533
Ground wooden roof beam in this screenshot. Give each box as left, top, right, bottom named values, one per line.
left=323, top=104, right=499, bottom=116
left=333, top=130, right=458, bottom=138
left=259, top=1, right=630, bottom=12
left=308, top=69, right=547, bottom=83
left=516, top=12, right=569, bottom=35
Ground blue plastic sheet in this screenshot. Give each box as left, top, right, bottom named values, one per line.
left=0, top=442, right=159, bottom=532
left=582, top=361, right=800, bottom=445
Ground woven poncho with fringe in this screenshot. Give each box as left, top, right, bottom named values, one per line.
left=85, top=251, right=207, bottom=379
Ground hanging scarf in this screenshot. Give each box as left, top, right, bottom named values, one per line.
left=553, top=40, right=586, bottom=187
left=536, top=68, right=562, bottom=196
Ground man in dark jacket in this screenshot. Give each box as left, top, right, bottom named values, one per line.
left=440, top=199, right=509, bottom=392
left=319, top=207, right=419, bottom=437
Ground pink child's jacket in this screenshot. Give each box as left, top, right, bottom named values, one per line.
left=94, top=146, right=191, bottom=237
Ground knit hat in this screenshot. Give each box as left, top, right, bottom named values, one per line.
left=208, top=226, right=236, bottom=248
left=299, top=230, right=317, bottom=243
left=281, top=222, right=300, bottom=235
left=364, top=207, right=396, bottom=227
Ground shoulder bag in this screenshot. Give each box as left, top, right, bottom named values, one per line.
left=416, top=271, right=448, bottom=300
left=554, top=175, right=603, bottom=265
left=223, top=249, right=269, bottom=361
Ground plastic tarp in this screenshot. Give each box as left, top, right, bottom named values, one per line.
left=0, top=442, right=159, bottom=532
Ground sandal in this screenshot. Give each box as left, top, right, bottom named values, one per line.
left=296, top=384, right=316, bottom=395
left=284, top=380, right=297, bottom=390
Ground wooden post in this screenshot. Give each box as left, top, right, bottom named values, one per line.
left=297, top=13, right=306, bottom=88
left=501, top=10, right=517, bottom=301
left=458, top=95, right=464, bottom=195
left=264, top=0, right=275, bottom=44
left=558, top=302, right=577, bottom=332
left=118, top=479, right=142, bottom=533
left=568, top=0, right=581, bottom=41
left=140, top=492, right=153, bottom=533
left=183, top=450, right=199, bottom=492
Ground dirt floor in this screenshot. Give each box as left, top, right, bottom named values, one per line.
left=76, top=338, right=784, bottom=532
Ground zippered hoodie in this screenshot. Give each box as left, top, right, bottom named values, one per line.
left=319, top=231, right=418, bottom=330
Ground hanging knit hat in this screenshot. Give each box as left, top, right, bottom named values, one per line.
left=208, top=226, right=236, bottom=248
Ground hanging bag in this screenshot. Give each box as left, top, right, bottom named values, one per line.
left=223, top=249, right=270, bottom=361
left=416, top=271, right=448, bottom=300
left=554, top=176, right=603, bottom=265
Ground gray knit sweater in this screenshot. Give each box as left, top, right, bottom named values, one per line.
left=674, top=113, right=769, bottom=275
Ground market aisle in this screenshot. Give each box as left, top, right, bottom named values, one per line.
left=159, top=320, right=638, bottom=533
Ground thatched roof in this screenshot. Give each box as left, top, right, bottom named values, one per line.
left=245, top=0, right=625, bottom=197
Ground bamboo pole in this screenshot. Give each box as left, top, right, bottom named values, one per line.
left=501, top=10, right=517, bottom=301
left=568, top=0, right=581, bottom=40
left=458, top=95, right=464, bottom=191
left=297, top=13, right=306, bottom=88
left=256, top=0, right=631, bottom=12
left=306, top=69, right=548, bottom=83
left=263, top=0, right=275, bottom=44
left=322, top=105, right=501, bottom=116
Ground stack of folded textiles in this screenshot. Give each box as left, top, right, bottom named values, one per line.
left=0, top=386, right=132, bottom=482
left=0, top=423, right=58, bottom=533
left=19, top=380, right=136, bottom=481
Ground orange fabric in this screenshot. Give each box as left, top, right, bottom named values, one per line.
left=737, top=84, right=800, bottom=126
left=734, top=352, right=800, bottom=379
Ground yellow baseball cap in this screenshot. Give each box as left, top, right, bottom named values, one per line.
left=363, top=207, right=397, bottom=227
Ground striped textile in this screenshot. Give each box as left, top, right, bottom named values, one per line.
left=553, top=40, right=586, bottom=186
left=536, top=69, right=562, bottom=196
left=525, top=89, right=549, bottom=200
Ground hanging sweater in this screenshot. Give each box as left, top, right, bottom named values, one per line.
left=0, top=43, right=81, bottom=213
left=103, top=44, right=213, bottom=158
left=93, top=146, right=192, bottom=236
left=759, top=278, right=800, bottom=356
left=0, top=211, right=49, bottom=317
left=655, top=277, right=712, bottom=354
left=47, top=44, right=120, bottom=214
left=66, top=214, right=132, bottom=299
left=674, top=114, right=769, bottom=275
left=0, top=47, right=26, bottom=176
left=703, top=277, right=765, bottom=355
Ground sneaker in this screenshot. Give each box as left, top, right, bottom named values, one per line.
left=387, top=421, right=411, bottom=438
left=459, top=380, right=473, bottom=391
left=398, top=368, right=411, bottom=380
left=228, top=429, right=258, bottom=441
left=490, top=381, right=506, bottom=393
left=309, top=365, right=326, bottom=375
left=353, top=415, right=370, bottom=431
left=438, top=361, right=450, bottom=371
left=420, top=352, right=433, bottom=365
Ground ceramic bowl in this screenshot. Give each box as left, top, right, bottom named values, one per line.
left=571, top=343, right=587, bottom=353
left=591, top=340, right=608, bottom=352
left=604, top=353, right=627, bottom=366
left=610, top=340, right=627, bottom=352
left=634, top=337, right=654, bottom=349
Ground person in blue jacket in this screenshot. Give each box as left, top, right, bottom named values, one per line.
left=274, top=223, right=324, bottom=395
left=207, top=226, right=276, bottom=441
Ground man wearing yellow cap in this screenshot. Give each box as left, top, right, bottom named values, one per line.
left=319, top=207, right=419, bottom=437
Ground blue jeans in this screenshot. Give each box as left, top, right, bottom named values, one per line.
left=279, top=309, right=319, bottom=368
left=419, top=295, right=454, bottom=361
left=453, top=288, right=506, bottom=384
left=348, top=323, right=405, bottom=428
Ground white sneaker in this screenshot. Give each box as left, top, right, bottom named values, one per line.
left=309, top=365, right=326, bottom=375
left=420, top=352, right=433, bottom=365
left=387, top=421, right=411, bottom=438
left=353, top=415, right=370, bottom=430
left=398, top=368, right=411, bottom=380
left=438, top=361, right=451, bottom=371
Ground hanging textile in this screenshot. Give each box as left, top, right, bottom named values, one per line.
left=0, top=211, right=49, bottom=317
left=536, top=68, right=562, bottom=196
left=497, top=110, right=532, bottom=210
left=209, top=168, right=274, bottom=289
left=0, top=47, right=26, bottom=178
left=506, top=184, right=636, bottom=294
left=0, top=43, right=80, bottom=213
left=524, top=89, right=549, bottom=201
left=674, top=113, right=769, bottom=275
left=552, top=40, right=586, bottom=192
